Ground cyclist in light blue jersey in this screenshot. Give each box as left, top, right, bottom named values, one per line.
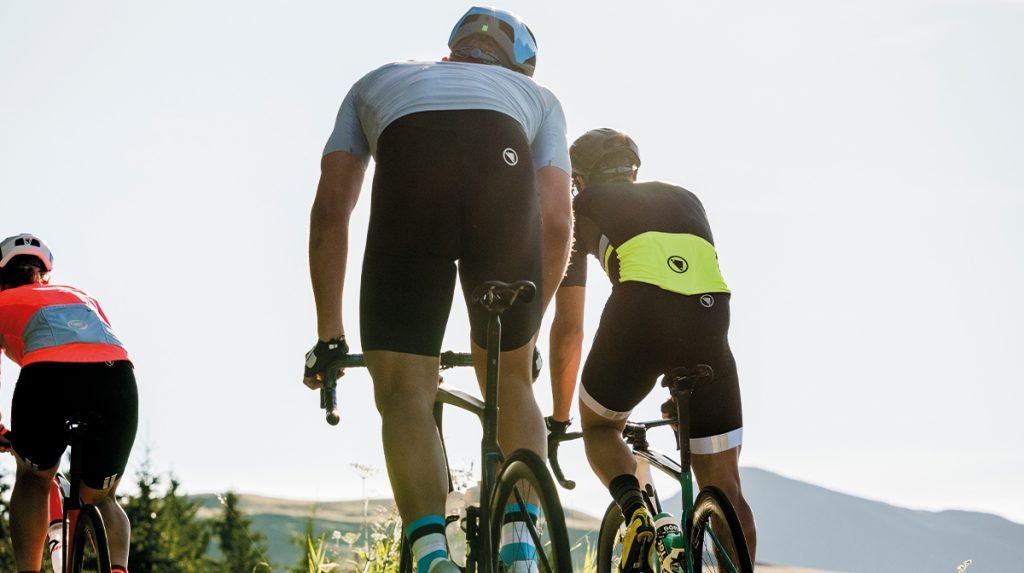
left=303, top=8, right=572, bottom=573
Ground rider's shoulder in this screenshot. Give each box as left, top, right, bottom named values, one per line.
left=636, top=180, right=702, bottom=200
left=0, top=283, right=87, bottom=304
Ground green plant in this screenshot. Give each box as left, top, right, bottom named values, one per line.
left=301, top=531, right=337, bottom=573
left=344, top=505, right=403, bottom=573
left=572, top=533, right=598, bottom=573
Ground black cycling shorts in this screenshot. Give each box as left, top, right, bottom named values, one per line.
left=580, top=283, right=743, bottom=453
left=360, top=110, right=543, bottom=356
left=12, top=361, right=138, bottom=489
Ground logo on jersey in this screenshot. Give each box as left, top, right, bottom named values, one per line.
left=667, top=256, right=689, bottom=274
left=700, top=294, right=715, bottom=308
left=503, top=148, right=519, bottom=166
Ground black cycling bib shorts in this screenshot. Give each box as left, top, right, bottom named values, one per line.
left=359, top=110, right=544, bottom=356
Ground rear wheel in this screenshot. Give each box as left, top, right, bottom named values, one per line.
left=488, top=449, right=571, bottom=572
left=69, top=505, right=112, bottom=573
left=597, top=500, right=661, bottom=573
left=398, top=533, right=413, bottom=573
left=690, top=487, right=752, bottom=573
left=596, top=501, right=623, bottom=573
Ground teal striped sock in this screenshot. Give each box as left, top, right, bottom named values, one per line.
left=500, top=502, right=540, bottom=572
left=406, top=515, right=447, bottom=572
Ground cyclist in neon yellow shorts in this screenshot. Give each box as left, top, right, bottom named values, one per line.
left=302, top=7, right=572, bottom=573
left=547, top=129, right=756, bottom=570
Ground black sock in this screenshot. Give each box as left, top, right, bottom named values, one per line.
left=609, top=474, right=645, bottom=519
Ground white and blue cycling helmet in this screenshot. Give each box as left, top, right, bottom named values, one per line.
left=448, top=6, right=538, bottom=77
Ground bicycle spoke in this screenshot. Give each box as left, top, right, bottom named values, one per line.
left=490, top=450, right=571, bottom=573
left=691, top=487, right=751, bottom=573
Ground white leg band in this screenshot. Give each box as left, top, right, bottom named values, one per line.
left=579, top=384, right=631, bottom=421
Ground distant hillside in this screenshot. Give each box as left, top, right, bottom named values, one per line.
left=662, top=468, right=1024, bottom=573
left=192, top=468, right=1023, bottom=572
left=191, top=494, right=602, bottom=570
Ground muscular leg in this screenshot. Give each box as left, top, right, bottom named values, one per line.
left=579, top=400, right=632, bottom=487
left=471, top=336, right=546, bottom=458
left=691, top=448, right=757, bottom=562
left=366, top=350, right=447, bottom=525
left=11, top=456, right=58, bottom=571
left=81, top=479, right=130, bottom=567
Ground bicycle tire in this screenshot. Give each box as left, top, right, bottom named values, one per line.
left=690, top=486, right=752, bottom=573
left=69, top=505, right=112, bottom=573
left=398, top=534, right=413, bottom=573
left=596, top=501, right=623, bottom=573
left=488, top=449, right=571, bottom=573
left=596, top=499, right=662, bottom=573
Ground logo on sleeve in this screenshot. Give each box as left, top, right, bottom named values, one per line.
left=503, top=148, right=519, bottom=166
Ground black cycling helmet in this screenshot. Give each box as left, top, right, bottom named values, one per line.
left=449, top=7, right=538, bottom=77
left=570, top=128, right=641, bottom=179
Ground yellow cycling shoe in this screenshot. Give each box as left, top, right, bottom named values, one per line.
left=619, top=507, right=656, bottom=572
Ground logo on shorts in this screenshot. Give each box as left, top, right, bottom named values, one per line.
left=667, top=256, right=689, bottom=274
left=700, top=294, right=715, bottom=308
left=67, top=320, right=89, bottom=330
left=502, top=147, right=519, bottom=166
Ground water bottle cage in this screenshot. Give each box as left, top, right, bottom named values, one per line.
left=465, top=504, right=480, bottom=533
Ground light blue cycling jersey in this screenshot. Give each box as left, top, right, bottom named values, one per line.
left=323, top=61, right=570, bottom=173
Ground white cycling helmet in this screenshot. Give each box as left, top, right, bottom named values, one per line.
left=0, top=233, right=54, bottom=271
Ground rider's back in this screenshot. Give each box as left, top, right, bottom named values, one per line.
left=0, top=283, right=129, bottom=367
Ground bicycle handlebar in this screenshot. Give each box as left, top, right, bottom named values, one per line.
left=318, top=351, right=475, bottom=426
left=547, top=428, right=583, bottom=489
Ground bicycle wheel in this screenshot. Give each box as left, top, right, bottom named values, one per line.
left=596, top=500, right=661, bottom=573
left=488, top=449, right=572, bottom=573
left=596, top=501, right=623, bottom=573
left=398, top=534, right=413, bottom=573
left=69, top=505, right=112, bottom=573
left=690, top=487, right=752, bottom=573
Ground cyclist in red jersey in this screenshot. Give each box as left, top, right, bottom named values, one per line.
left=0, top=233, right=137, bottom=573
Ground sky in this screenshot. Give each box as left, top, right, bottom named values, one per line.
left=2, top=0, right=1022, bottom=526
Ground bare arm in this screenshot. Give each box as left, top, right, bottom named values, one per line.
left=309, top=151, right=366, bottom=341
left=535, top=166, right=572, bottom=311
left=548, top=285, right=585, bottom=422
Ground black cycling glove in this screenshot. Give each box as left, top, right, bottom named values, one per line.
left=304, top=336, right=349, bottom=379
left=545, top=416, right=571, bottom=438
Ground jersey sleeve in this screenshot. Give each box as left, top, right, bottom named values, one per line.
left=529, top=91, right=570, bottom=174
left=322, top=79, right=372, bottom=165
left=561, top=238, right=588, bottom=288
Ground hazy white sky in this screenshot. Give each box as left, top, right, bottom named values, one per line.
left=2, top=0, right=1022, bottom=525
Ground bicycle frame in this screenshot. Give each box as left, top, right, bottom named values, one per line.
left=475, top=304, right=503, bottom=569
